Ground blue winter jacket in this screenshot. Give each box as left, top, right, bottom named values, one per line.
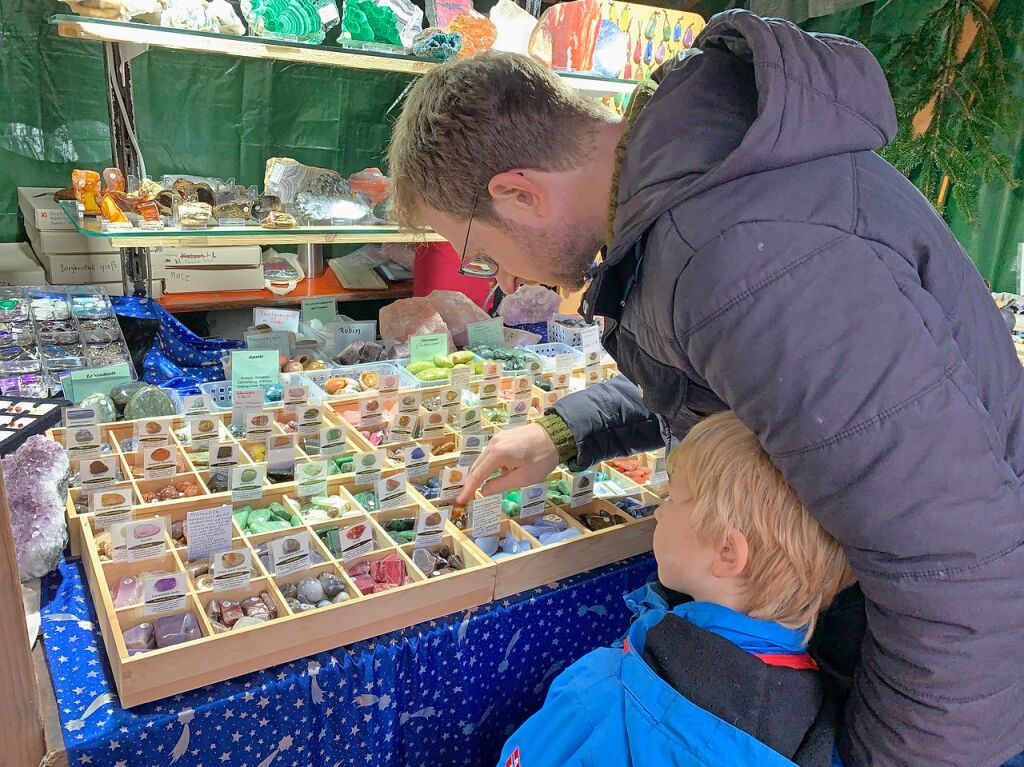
left=549, top=11, right=1024, bottom=766
left=497, top=584, right=843, bottom=767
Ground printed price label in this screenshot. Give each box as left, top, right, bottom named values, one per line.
left=208, top=441, right=239, bottom=470
left=478, top=380, right=499, bottom=407
left=519, top=483, right=548, bottom=518
left=483, top=361, right=502, bottom=380
left=337, top=520, right=373, bottom=562
left=182, top=394, right=212, bottom=415
left=134, top=418, right=170, bottom=448
left=420, top=410, right=447, bottom=439
left=459, top=405, right=481, bottom=433
left=459, top=433, right=489, bottom=467
left=378, top=373, right=400, bottom=393
left=449, top=365, right=472, bottom=392
left=245, top=411, right=274, bottom=440
left=113, top=518, right=167, bottom=562
left=570, top=472, right=595, bottom=509
left=142, top=572, right=187, bottom=616
left=284, top=385, right=309, bottom=406
left=650, top=450, right=668, bottom=490
left=415, top=505, right=449, bottom=548
left=63, top=405, right=98, bottom=427
left=398, top=392, right=421, bottom=415
left=440, top=466, right=466, bottom=502
left=142, top=444, right=177, bottom=479
left=269, top=531, right=311, bottom=577
left=189, top=414, right=220, bottom=444
left=296, top=461, right=329, bottom=498
left=318, top=426, right=348, bottom=458
left=78, top=455, right=117, bottom=489
left=296, top=404, right=323, bottom=436
left=360, top=397, right=384, bottom=427
left=391, top=412, right=418, bottom=441
left=353, top=450, right=384, bottom=487
left=212, top=549, right=252, bottom=592
left=508, top=398, right=530, bottom=426
left=403, top=444, right=430, bottom=478
left=440, top=387, right=461, bottom=412
left=230, top=465, right=266, bottom=502
left=375, top=471, right=408, bottom=511
left=90, top=487, right=133, bottom=530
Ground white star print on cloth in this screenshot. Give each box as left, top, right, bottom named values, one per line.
left=41, top=554, right=655, bottom=767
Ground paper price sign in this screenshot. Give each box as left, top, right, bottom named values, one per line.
left=301, top=296, right=337, bottom=325
left=391, top=412, right=417, bottom=441
left=483, top=361, right=502, bottom=380
left=334, top=321, right=377, bottom=352
left=142, top=444, right=177, bottom=479
left=212, top=549, right=252, bottom=592
left=398, top=392, right=421, bottom=415
left=513, top=375, right=533, bottom=398
left=410, top=333, right=448, bottom=363
left=415, top=506, right=449, bottom=548
left=63, top=405, right=98, bottom=427
left=284, top=385, right=309, bottom=406
left=253, top=307, right=299, bottom=333
left=232, top=388, right=265, bottom=426
left=458, top=433, right=489, bottom=467
left=469, top=494, right=503, bottom=537
left=297, top=461, right=329, bottom=497
left=245, top=411, right=274, bottom=440
left=142, top=572, right=187, bottom=617
left=449, top=365, right=472, bottom=392
left=440, top=466, right=466, bottom=502
left=579, top=324, right=602, bottom=351
left=230, top=350, right=280, bottom=392
left=189, top=414, right=220, bottom=444
left=376, top=471, right=408, bottom=511
left=208, top=441, right=239, bottom=469
left=296, top=404, right=323, bottom=435
left=403, top=444, right=430, bottom=478
left=78, top=455, right=117, bottom=489
left=440, top=387, right=461, bottom=412
left=231, top=465, right=266, bottom=502
left=379, top=373, right=400, bottom=393
left=421, top=411, right=447, bottom=439
left=519, top=483, right=547, bottom=518
left=134, top=418, right=170, bottom=448
left=182, top=394, right=212, bottom=415
left=570, top=472, right=595, bottom=508
left=360, top=397, right=384, bottom=427
left=113, top=518, right=167, bottom=562
left=318, top=426, right=348, bottom=458
left=245, top=331, right=290, bottom=357
left=459, top=406, right=481, bottom=433
left=478, top=380, right=500, bottom=406
left=353, top=450, right=384, bottom=488
left=186, top=504, right=234, bottom=562
left=555, top=352, right=575, bottom=374
left=269, top=532, right=311, bottom=577
left=90, top=487, right=133, bottom=530
left=650, top=450, right=668, bottom=490
left=466, top=318, right=505, bottom=349
left=508, top=398, right=530, bottom=426
left=335, top=521, right=374, bottom=562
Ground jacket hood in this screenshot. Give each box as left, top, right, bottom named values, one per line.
left=607, top=9, right=898, bottom=266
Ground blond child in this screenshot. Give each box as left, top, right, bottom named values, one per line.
left=498, top=412, right=852, bottom=767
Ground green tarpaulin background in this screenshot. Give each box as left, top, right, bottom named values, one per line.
left=2, top=0, right=1022, bottom=290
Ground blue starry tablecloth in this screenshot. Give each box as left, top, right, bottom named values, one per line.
left=41, top=554, right=656, bottom=767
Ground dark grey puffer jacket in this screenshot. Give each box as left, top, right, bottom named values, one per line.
left=552, top=10, right=1024, bottom=767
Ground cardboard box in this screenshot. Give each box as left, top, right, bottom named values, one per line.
left=0, top=243, right=46, bottom=286
left=39, top=251, right=123, bottom=285
left=150, top=245, right=262, bottom=277
left=26, top=222, right=118, bottom=256
left=18, top=187, right=77, bottom=231
left=85, top=280, right=164, bottom=299
left=164, top=264, right=264, bottom=293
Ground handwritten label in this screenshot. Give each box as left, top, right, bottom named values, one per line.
left=469, top=494, right=503, bottom=537
left=245, top=331, right=290, bottom=356
left=301, top=296, right=337, bottom=325
left=466, top=318, right=505, bottom=349
left=185, top=504, right=234, bottom=562
left=253, top=307, right=300, bottom=333
left=334, top=321, right=377, bottom=352
left=410, top=333, right=448, bottom=362
left=450, top=365, right=472, bottom=392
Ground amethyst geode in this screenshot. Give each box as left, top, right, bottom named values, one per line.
left=4, top=436, right=69, bottom=580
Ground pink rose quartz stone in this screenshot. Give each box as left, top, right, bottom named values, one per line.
left=425, top=290, right=491, bottom=346
left=379, top=296, right=452, bottom=345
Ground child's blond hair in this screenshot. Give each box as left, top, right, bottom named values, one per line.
left=668, top=412, right=853, bottom=638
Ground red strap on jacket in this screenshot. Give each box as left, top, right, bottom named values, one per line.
left=754, top=653, right=819, bottom=670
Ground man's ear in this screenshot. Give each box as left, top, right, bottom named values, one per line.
left=489, top=170, right=549, bottom=222
left=710, top=529, right=749, bottom=579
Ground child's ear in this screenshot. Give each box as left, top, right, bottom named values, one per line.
left=710, top=529, right=749, bottom=579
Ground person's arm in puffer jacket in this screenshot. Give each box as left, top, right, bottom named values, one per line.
left=540, top=374, right=666, bottom=469
left=680, top=223, right=1024, bottom=767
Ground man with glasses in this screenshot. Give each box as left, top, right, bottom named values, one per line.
left=387, top=12, right=1024, bottom=767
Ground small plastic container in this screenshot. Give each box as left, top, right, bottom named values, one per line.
left=524, top=343, right=586, bottom=371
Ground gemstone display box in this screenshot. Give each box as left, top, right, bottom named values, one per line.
left=51, top=365, right=660, bottom=706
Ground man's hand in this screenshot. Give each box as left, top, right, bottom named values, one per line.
left=456, top=423, right=560, bottom=504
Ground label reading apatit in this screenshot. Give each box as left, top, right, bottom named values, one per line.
left=478, top=380, right=500, bottom=407
left=440, top=465, right=466, bottom=502
left=519, top=483, right=548, bottom=518
left=189, top=414, right=220, bottom=444
left=297, top=461, right=329, bottom=498
left=231, top=465, right=266, bottom=502
left=65, top=424, right=101, bottom=460
left=398, top=391, right=421, bottom=415
left=318, top=426, right=348, bottom=459
left=570, top=472, right=595, bottom=509
left=268, top=531, right=311, bottom=577
left=90, top=487, right=133, bottom=530
left=458, top=433, right=489, bottom=468
left=508, top=398, right=530, bottom=426
left=134, top=418, right=170, bottom=448
left=208, top=441, right=239, bottom=470
left=403, top=444, right=430, bottom=478
left=353, top=450, right=384, bottom=488
left=360, top=397, right=384, bottom=427
left=79, top=455, right=117, bottom=489
left=420, top=410, right=446, bottom=439
left=390, top=412, right=417, bottom=441
left=469, top=494, right=503, bottom=537
left=114, top=518, right=167, bottom=562
left=142, top=444, right=177, bottom=479
left=414, top=505, right=449, bottom=548
left=142, top=572, right=187, bottom=617
left=375, top=471, right=408, bottom=511
left=212, top=549, right=252, bottom=592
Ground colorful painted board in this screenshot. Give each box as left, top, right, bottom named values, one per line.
left=599, top=4, right=704, bottom=81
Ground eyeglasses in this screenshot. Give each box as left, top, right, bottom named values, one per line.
left=458, top=193, right=499, bottom=279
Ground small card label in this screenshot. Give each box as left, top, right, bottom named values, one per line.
left=483, top=361, right=502, bottom=381
left=63, top=405, right=98, bottom=427
left=284, top=384, right=308, bottom=406
left=459, top=433, right=489, bottom=467
left=391, top=412, right=417, bottom=441
left=79, top=455, right=117, bottom=489
left=650, top=450, right=668, bottom=490
left=420, top=410, right=446, bottom=439
left=182, top=394, right=212, bottom=415
left=230, top=465, right=266, bottom=502
left=208, top=441, right=239, bottom=470
left=378, top=373, right=399, bottom=393
left=469, top=494, right=503, bottom=537
left=459, top=405, right=481, bottom=433
left=142, top=444, right=177, bottom=479
left=519, top=483, right=548, bottom=518
left=398, top=392, right=421, bottom=415
left=90, top=487, right=133, bottom=530
left=189, top=414, right=220, bottom=444
left=267, top=434, right=296, bottom=478
left=301, top=296, right=336, bottom=325
left=376, top=471, right=408, bottom=511
left=339, top=520, right=374, bottom=562
left=415, top=505, right=449, bottom=548
left=353, top=450, right=384, bottom=488
left=296, top=404, right=322, bottom=436
left=297, top=461, right=329, bottom=498
left=513, top=375, right=533, bottom=398
left=440, top=465, right=466, bottom=502
left=449, top=365, right=472, bottom=392
left=212, top=549, right=252, bottom=592
left=232, top=388, right=265, bottom=426
left=551, top=371, right=571, bottom=393
left=580, top=325, right=602, bottom=351
left=360, top=397, right=384, bottom=427
left=440, top=387, right=461, bottom=412
left=403, top=444, right=430, bottom=478
left=134, top=418, right=170, bottom=448
left=142, top=572, right=187, bottom=616
left=508, top=398, right=530, bottom=426
left=185, top=504, right=233, bottom=562
left=114, top=518, right=167, bottom=562
left=318, top=426, right=348, bottom=458
left=269, top=531, right=311, bottom=577
left=478, top=380, right=499, bottom=407
left=554, top=353, right=575, bottom=377
left=570, top=472, right=595, bottom=509
left=245, top=411, right=274, bottom=440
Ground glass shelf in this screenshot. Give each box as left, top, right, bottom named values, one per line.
left=50, top=14, right=639, bottom=96
left=58, top=201, right=444, bottom=248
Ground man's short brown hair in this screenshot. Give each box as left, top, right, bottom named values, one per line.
left=387, top=52, right=612, bottom=228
